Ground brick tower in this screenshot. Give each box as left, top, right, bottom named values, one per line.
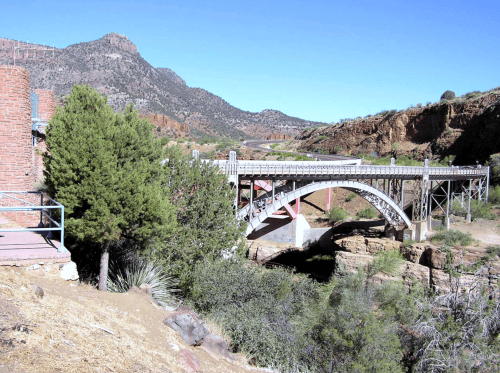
left=0, top=65, right=35, bottom=191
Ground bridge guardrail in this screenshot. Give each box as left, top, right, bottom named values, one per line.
left=213, top=162, right=489, bottom=178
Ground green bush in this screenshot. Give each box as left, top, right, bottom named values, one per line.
left=160, top=136, right=170, bottom=146
left=189, top=258, right=318, bottom=370
left=357, top=206, right=378, bottom=219
left=488, top=153, right=500, bottom=185
left=368, top=250, right=405, bottom=277
left=303, top=273, right=405, bottom=373
left=328, top=206, right=348, bottom=223
left=402, top=239, right=416, bottom=248
left=392, top=142, right=400, bottom=150
left=294, top=154, right=313, bottom=161
left=316, top=135, right=328, bottom=141
left=484, top=246, right=500, bottom=261
left=440, top=90, right=456, bottom=101
left=345, top=192, right=357, bottom=202
left=430, top=229, right=475, bottom=247
left=489, top=185, right=500, bottom=204
left=450, top=200, right=497, bottom=220
left=269, top=143, right=279, bottom=149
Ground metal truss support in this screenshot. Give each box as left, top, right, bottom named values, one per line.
left=412, top=174, right=430, bottom=222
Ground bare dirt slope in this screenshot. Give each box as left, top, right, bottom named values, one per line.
left=0, top=267, right=258, bottom=373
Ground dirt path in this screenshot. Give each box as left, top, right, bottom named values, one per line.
left=443, top=218, right=500, bottom=246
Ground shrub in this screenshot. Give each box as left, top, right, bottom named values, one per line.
left=430, top=229, right=474, bottom=247
left=402, top=239, right=416, bottom=248
left=328, top=206, right=348, bottom=223
left=484, top=246, right=500, bottom=261
left=269, top=143, right=279, bottom=149
left=450, top=200, right=497, bottom=220
left=316, top=135, right=328, bottom=141
left=392, top=142, right=400, bottom=150
left=410, top=272, right=500, bottom=372
left=107, top=256, right=179, bottom=308
left=294, top=154, right=313, bottom=161
left=488, top=153, right=500, bottom=185
left=160, top=136, right=170, bottom=146
left=489, top=185, right=500, bottom=204
left=368, top=250, right=405, bottom=277
left=189, top=258, right=318, bottom=370
left=345, top=192, right=357, bottom=202
left=440, top=90, right=456, bottom=101
left=303, top=273, right=405, bottom=373
left=357, top=206, right=378, bottom=219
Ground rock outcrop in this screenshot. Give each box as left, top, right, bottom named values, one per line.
left=298, top=90, right=500, bottom=164
left=332, top=235, right=497, bottom=292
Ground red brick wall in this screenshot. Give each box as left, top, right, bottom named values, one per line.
left=33, top=89, right=55, bottom=121
left=0, top=65, right=38, bottom=226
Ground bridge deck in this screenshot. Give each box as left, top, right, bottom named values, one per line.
left=213, top=161, right=488, bottom=180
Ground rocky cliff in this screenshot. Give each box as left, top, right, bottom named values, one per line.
left=0, top=34, right=326, bottom=139
left=298, top=89, right=500, bottom=164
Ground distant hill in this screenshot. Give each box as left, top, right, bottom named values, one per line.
left=0, top=33, right=326, bottom=139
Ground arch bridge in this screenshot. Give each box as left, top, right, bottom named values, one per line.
left=202, top=151, right=490, bottom=240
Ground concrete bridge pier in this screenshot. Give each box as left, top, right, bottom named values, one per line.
left=248, top=214, right=311, bottom=247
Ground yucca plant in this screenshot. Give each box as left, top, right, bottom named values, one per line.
left=107, top=257, right=180, bottom=308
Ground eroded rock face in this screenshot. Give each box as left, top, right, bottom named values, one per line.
left=400, top=243, right=430, bottom=264
left=334, top=236, right=400, bottom=255
left=247, top=241, right=297, bottom=263
left=365, top=237, right=401, bottom=254
left=334, top=251, right=374, bottom=274
left=297, top=92, right=500, bottom=163
left=401, top=262, right=430, bottom=288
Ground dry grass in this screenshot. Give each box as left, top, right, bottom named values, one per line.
left=0, top=266, right=261, bottom=373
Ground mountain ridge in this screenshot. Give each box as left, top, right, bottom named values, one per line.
left=0, top=33, right=326, bottom=139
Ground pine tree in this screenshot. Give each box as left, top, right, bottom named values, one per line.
left=157, top=147, right=246, bottom=287
left=44, top=85, right=176, bottom=290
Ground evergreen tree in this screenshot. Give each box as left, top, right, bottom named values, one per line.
left=156, top=147, right=246, bottom=287
left=44, top=85, right=176, bottom=290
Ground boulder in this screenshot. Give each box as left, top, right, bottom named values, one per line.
left=335, top=236, right=401, bottom=255
left=60, top=261, right=79, bottom=281
left=200, top=334, right=233, bottom=361
left=164, top=306, right=209, bottom=346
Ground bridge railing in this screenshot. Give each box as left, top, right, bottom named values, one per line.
left=214, top=161, right=489, bottom=178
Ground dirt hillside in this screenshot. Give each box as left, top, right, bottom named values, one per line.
left=0, top=266, right=261, bottom=373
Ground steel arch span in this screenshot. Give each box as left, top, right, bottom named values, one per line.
left=243, top=180, right=412, bottom=236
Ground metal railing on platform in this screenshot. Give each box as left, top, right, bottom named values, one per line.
left=0, top=191, right=66, bottom=253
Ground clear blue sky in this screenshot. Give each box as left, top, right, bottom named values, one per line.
left=2, top=0, right=499, bottom=123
